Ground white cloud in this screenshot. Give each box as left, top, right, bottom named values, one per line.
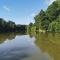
left=49, top=0, right=56, bottom=5
left=45, top=0, right=56, bottom=5
left=24, top=13, right=36, bottom=24
left=30, top=13, right=36, bottom=18
left=3, top=5, right=10, bottom=12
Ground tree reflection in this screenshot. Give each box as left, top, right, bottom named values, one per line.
left=35, top=32, right=60, bottom=60
left=0, top=32, right=26, bottom=44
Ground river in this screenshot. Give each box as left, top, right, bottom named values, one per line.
left=0, top=32, right=60, bottom=60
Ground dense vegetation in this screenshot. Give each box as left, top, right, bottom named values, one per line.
left=28, top=23, right=36, bottom=33
left=0, top=18, right=27, bottom=33
left=29, top=0, right=60, bottom=33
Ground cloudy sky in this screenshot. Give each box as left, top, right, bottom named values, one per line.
left=0, top=0, right=55, bottom=25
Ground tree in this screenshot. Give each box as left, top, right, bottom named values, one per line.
left=46, top=1, right=59, bottom=22
left=34, top=0, right=60, bottom=32
left=0, top=18, right=27, bottom=33
left=34, top=10, right=50, bottom=30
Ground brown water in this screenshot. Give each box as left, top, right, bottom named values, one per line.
left=0, top=32, right=60, bottom=60
left=35, top=32, right=60, bottom=60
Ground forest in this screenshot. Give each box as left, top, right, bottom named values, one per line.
left=28, top=0, right=60, bottom=33
left=0, top=18, right=27, bottom=33
left=0, top=0, right=60, bottom=33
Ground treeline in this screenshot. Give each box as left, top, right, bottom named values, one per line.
left=0, top=18, right=27, bottom=33
left=29, top=0, right=60, bottom=33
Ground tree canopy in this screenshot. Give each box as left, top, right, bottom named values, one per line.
left=34, top=0, right=60, bottom=32
left=0, top=18, right=27, bottom=33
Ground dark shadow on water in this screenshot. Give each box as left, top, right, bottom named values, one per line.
left=0, top=32, right=26, bottom=44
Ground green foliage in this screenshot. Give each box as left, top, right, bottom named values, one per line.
left=34, top=9, right=50, bottom=30
left=0, top=18, right=27, bottom=33
left=28, top=22, right=36, bottom=33
left=34, top=15, right=41, bottom=30
left=46, top=1, right=59, bottom=21
left=34, top=0, right=60, bottom=33
left=48, top=15, right=60, bottom=32
left=28, top=23, right=33, bottom=32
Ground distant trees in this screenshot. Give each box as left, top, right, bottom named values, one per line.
left=28, top=23, right=33, bottom=32
left=16, top=24, right=27, bottom=33
left=27, top=22, right=36, bottom=33
left=0, top=18, right=27, bottom=33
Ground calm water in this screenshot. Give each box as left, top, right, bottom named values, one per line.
left=0, top=32, right=60, bottom=60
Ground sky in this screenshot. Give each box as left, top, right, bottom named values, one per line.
left=0, top=0, right=55, bottom=25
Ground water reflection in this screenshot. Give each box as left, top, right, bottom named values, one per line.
left=0, top=32, right=26, bottom=44
left=35, top=32, right=60, bottom=60
left=0, top=32, right=52, bottom=60
left=0, top=32, right=59, bottom=60
left=0, top=34, right=37, bottom=60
